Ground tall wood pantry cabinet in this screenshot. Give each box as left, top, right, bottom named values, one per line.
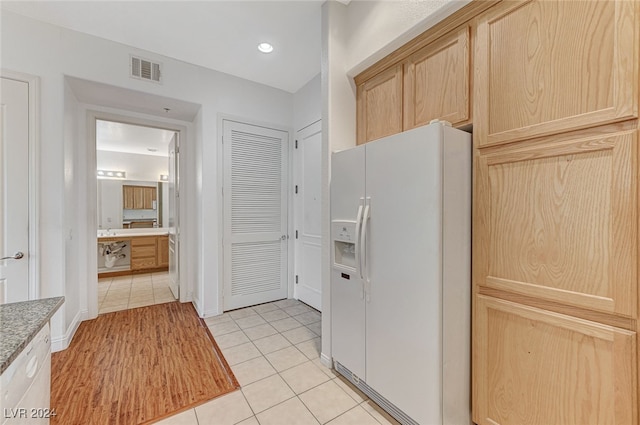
left=472, top=1, right=639, bottom=424
left=353, top=0, right=640, bottom=423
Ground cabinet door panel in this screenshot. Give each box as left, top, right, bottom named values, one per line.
left=132, top=246, right=155, bottom=258
left=356, top=64, right=403, bottom=145
left=143, top=187, right=155, bottom=209
left=404, top=25, right=469, bottom=129
left=123, top=186, right=135, bottom=209
left=475, top=0, right=638, bottom=147
left=157, top=236, right=169, bottom=267
left=131, top=237, right=157, bottom=246
left=474, top=295, right=637, bottom=425
left=133, top=186, right=144, bottom=209
left=131, top=258, right=157, bottom=270
left=477, top=129, right=637, bottom=317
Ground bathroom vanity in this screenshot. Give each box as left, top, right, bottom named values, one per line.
left=97, top=230, right=169, bottom=278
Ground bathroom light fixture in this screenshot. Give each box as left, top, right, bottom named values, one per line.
left=258, top=42, right=274, bottom=53
left=160, top=174, right=169, bottom=181
left=97, top=169, right=126, bottom=179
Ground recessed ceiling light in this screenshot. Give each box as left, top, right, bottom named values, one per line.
left=258, top=42, right=274, bottom=54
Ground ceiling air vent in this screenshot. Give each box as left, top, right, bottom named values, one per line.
left=130, top=55, right=162, bottom=83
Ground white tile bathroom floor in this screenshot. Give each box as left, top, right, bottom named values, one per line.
left=154, top=299, right=399, bottom=425
left=98, top=271, right=176, bottom=314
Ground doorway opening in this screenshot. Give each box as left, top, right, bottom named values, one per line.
left=92, top=116, right=182, bottom=315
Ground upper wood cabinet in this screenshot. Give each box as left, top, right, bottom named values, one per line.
left=474, top=126, right=638, bottom=318
left=403, top=25, right=470, bottom=130
left=473, top=295, right=637, bottom=425
left=475, top=0, right=639, bottom=147
left=123, top=185, right=157, bottom=209
left=356, top=64, right=403, bottom=145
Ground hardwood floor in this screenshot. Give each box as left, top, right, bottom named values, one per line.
left=51, top=302, right=239, bottom=425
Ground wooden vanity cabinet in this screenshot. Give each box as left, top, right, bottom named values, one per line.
left=157, top=236, right=169, bottom=268
left=130, top=236, right=158, bottom=270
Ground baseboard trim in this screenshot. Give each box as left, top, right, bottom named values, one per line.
left=51, top=309, right=87, bottom=352
left=320, top=352, right=332, bottom=369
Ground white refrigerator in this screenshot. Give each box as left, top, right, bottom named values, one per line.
left=330, top=122, right=471, bottom=425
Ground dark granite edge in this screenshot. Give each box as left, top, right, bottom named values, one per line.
left=0, top=296, right=65, bottom=374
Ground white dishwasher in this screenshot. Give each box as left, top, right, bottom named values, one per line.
left=0, top=324, right=52, bottom=424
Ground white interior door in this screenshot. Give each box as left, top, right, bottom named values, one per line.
left=294, top=120, right=322, bottom=311
left=223, top=120, right=289, bottom=311
left=0, top=77, right=30, bottom=304
left=168, top=133, right=179, bottom=299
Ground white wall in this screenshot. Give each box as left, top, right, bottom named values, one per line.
left=293, top=73, right=321, bottom=131
left=2, top=10, right=294, bottom=348
left=345, top=0, right=470, bottom=76
left=97, top=150, right=168, bottom=182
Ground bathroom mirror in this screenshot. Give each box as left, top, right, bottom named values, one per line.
left=97, top=179, right=168, bottom=229
left=96, top=119, right=175, bottom=230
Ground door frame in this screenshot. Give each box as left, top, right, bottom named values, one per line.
left=293, top=119, right=322, bottom=310
left=217, top=114, right=294, bottom=314
left=1, top=69, right=40, bottom=300
left=86, top=110, right=188, bottom=318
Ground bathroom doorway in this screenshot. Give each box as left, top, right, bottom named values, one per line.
left=92, top=115, right=183, bottom=315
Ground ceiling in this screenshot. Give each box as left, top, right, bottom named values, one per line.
left=97, top=120, right=175, bottom=157
left=1, top=0, right=322, bottom=93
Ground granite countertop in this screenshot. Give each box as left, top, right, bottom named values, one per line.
left=0, top=296, right=64, bottom=374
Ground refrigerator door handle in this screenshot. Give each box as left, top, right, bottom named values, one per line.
left=355, top=199, right=364, bottom=297
left=361, top=198, right=371, bottom=302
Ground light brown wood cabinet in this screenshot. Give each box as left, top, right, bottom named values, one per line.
left=471, top=1, right=640, bottom=423
left=356, top=64, right=403, bottom=145
left=474, top=0, right=638, bottom=148
left=123, top=185, right=157, bottom=209
left=130, top=235, right=169, bottom=271
left=130, top=236, right=158, bottom=270
left=403, top=25, right=470, bottom=131
left=474, top=295, right=636, bottom=425
left=475, top=126, right=638, bottom=318
left=157, top=236, right=169, bottom=268
left=356, top=23, right=473, bottom=145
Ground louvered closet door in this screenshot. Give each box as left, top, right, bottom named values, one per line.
left=223, top=120, right=289, bottom=311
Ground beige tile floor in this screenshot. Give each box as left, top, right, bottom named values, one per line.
left=155, top=299, right=399, bottom=425
left=98, top=271, right=176, bottom=314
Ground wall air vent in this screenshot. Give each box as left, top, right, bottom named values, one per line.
left=130, top=55, right=162, bottom=83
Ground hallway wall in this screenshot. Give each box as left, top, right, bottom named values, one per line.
left=1, top=10, right=294, bottom=348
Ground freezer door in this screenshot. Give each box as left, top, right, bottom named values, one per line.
left=330, top=146, right=366, bottom=221
left=364, top=124, right=444, bottom=425
left=330, top=146, right=366, bottom=379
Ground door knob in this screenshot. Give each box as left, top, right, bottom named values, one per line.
left=1, top=252, right=24, bottom=261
